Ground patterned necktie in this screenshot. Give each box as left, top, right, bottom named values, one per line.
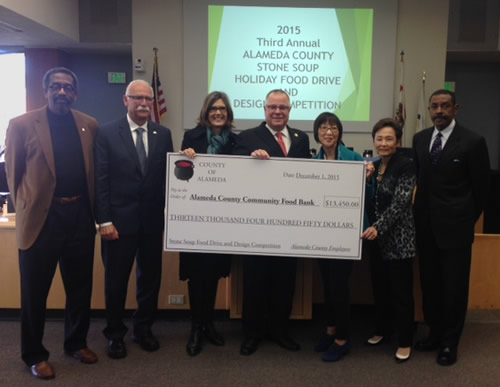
left=430, top=132, right=442, bottom=165
left=276, top=131, right=288, bottom=157
left=136, top=127, right=147, bottom=175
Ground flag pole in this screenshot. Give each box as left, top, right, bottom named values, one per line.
left=395, top=50, right=406, bottom=143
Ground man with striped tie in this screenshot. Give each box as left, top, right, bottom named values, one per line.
left=412, top=89, right=490, bottom=366
left=94, top=80, right=173, bottom=359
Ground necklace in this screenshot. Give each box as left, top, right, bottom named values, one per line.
left=376, top=162, right=386, bottom=182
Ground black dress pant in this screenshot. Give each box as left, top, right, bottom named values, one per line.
left=242, top=255, right=296, bottom=338
left=188, top=277, right=219, bottom=326
left=318, top=259, right=353, bottom=340
left=369, top=242, right=414, bottom=347
left=19, top=200, right=95, bottom=366
left=102, top=230, right=162, bottom=340
left=417, top=231, right=472, bottom=348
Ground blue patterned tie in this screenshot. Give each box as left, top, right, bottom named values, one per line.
left=136, top=127, right=147, bottom=175
left=430, top=132, right=442, bottom=165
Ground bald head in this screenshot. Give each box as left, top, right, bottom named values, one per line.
left=125, top=79, right=153, bottom=96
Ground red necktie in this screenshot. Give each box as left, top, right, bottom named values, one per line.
left=276, top=131, right=288, bottom=157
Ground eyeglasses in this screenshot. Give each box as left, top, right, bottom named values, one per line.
left=48, top=83, right=76, bottom=93
left=210, top=106, right=227, bottom=112
left=265, top=105, right=290, bottom=111
left=127, top=95, right=154, bottom=102
left=318, top=126, right=339, bottom=133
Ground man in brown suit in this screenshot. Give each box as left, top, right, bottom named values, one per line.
left=5, top=67, right=98, bottom=379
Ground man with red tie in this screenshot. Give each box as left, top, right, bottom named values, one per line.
left=233, top=89, right=310, bottom=355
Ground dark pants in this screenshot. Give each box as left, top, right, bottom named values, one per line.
left=188, top=277, right=219, bottom=326
left=102, top=231, right=163, bottom=340
left=242, top=255, right=297, bottom=339
left=417, top=232, right=472, bottom=349
left=19, top=200, right=95, bottom=366
left=369, top=242, right=414, bottom=347
left=318, top=259, right=353, bottom=340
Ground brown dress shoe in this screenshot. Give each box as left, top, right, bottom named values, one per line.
left=30, top=361, right=55, bottom=379
left=65, top=347, right=98, bottom=364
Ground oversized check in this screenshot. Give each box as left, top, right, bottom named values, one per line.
left=164, top=154, right=366, bottom=260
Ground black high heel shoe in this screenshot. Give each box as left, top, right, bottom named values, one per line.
left=203, top=322, right=224, bottom=346
left=186, top=324, right=203, bottom=356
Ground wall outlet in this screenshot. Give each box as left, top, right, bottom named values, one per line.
left=168, top=295, right=185, bottom=305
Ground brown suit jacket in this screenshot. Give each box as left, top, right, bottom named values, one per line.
left=5, top=106, right=98, bottom=250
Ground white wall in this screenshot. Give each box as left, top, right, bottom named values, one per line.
left=1, top=0, right=79, bottom=41
left=132, top=0, right=449, bottom=152
left=131, top=0, right=184, bottom=149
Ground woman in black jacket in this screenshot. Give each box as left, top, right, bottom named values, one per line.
left=179, top=91, right=237, bottom=356
left=361, top=118, right=416, bottom=363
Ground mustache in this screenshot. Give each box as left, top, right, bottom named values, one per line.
left=136, top=106, right=150, bottom=112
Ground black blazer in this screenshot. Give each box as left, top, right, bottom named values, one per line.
left=181, top=125, right=237, bottom=155
left=233, top=121, right=310, bottom=158
left=94, top=117, right=174, bottom=235
left=412, top=123, right=490, bottom=248
left=179, top=125, right=236, bottom=280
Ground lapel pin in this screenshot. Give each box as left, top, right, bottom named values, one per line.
left=294, top=133, right=298, bottom=137
left=81, top=128, right=86, bottom=132
left=153, top=131, right=158, bottom=134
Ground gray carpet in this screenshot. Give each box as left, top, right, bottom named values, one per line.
left=1, top=310, right=500, bottom=386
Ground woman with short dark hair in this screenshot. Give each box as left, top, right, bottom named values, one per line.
left=312, top=112, right=374, bottom=362
left=362, top=118, right=416, bottom=363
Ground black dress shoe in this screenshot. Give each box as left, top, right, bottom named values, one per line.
left=240, top=337, right=259, bottom=356
left=186, top=326, right=203, bottom=356
left=107, top=339, right=127, bottom=359
left=437, top=346, right=457, bottom=366
left=275, top=336, right=301, bottom=351
left=203, top=322, right=224, bottom=346
left=414, top=337, right=440, bottom=352
left=133, top=333, right=160, bottom=352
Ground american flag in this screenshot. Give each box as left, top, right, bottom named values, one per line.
left=151, top=51, right=167, bottom=123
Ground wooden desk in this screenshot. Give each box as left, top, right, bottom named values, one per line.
left=2, top=217, right=499, bottom=315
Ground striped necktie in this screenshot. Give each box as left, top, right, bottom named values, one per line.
left=430, top=132, right=442, bottom=165
left=136, top=127, right=147, bottom=175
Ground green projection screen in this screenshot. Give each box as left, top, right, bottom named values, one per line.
left=184, top=0, right=398, bottom=133
left=208, top=6, right=373, bottom=121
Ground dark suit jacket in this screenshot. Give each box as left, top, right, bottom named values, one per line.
left=233, top=122, right=310, bottom=158
left=5, top=106, right=98, bottom=249
left=181, top=125, right=236, bottom=156
left=94, top=117, right=173, bottom=235
left=412, top=123, right=490, bottom=248
left=179, top=125, right=236, bottom=280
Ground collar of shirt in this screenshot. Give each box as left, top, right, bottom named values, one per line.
left=430, top=119, right=455, bottom=150
left=265, top=124, right=291, bottom=150
left=127, top=114, right=149, bottom=133
left=127, top=114, right=149, bottom=155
